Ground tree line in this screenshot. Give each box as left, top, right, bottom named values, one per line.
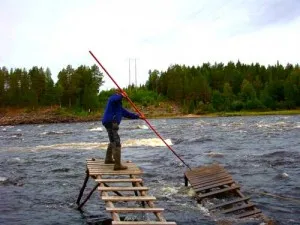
left=0, top=65, right=104, bottom=110
left=146, top=61, right=300, bottom=113
left=1, top=61, right=300, bottom=114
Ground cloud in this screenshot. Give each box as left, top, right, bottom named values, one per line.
left=1, top=0, right=299, bottom=90
left=250, top=0, right=300, bottom=27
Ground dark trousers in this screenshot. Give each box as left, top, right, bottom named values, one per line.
left=105, top=122, right=121, bottom=148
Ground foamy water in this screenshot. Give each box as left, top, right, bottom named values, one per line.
left=34, top=138, right=173, bottom=150
left=88, top=127, right=103, bottom=131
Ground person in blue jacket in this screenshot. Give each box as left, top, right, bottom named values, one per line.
left=102, top=89, right=144, bottom=170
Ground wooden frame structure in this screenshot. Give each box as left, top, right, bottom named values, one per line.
left=77, top=158, right=177, bottom=225
left=184, top=163, right=271, bottom=222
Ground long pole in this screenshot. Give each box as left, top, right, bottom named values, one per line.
left=89, top=50, right=191, bottom=170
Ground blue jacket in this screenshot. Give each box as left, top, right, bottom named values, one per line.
left=102, top=93, right=139, bottom=125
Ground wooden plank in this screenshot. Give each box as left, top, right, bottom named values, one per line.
left=96, top=178, right=142, bottom=183
left=236, top=209, right=262, bottom=218
left=87, top=161, right=135, bottom=164
left=89, top=169, right=141, bottom=172
left=88, top=166, right=138, bottom=170
left=86, top=159, right=104, bottom=162
left=193, top=180, right=235, bottom=192
left=88, top=168, right=139, bottom=172
left=185, top=165, right=225, bottom=176
left=191, top=175, right=233, bottom=186
left=88, top=167, right=140, bottom=171
left=186, top=168, right=227, bottom=177
left=187, top=172, right=231, bottom=182
left=185, top=164, right=223, bottom=172
left=106, top=207, right=164, bottom=213
left=192, top=177, right=233, bottom=189
left=102, top=196, right=156, bottom=202
left=186, top=172, right=228, bottom=182
left=87, top=164, right=137, bottom=167
left=186, top=170, right=228, bottom=180
left=88, top=164, right=136, bottom=166
left=112, top=222, right=177, bottom=225
left=89, top=170, right=142, bottom=175
left=99, top=186, right=149, bottom=191
left=197, top=185, right=240, bottom=199
left=208, top=197, right=250, bottom=210
left=88, top=168, right=140, bottom=171
left=221, top=203, right=255, bottom=214
left=89, top=170, right=141, bottom=174
left=88, top=165, right=138, bottom=169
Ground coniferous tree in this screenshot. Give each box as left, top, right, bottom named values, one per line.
left=0, top=67, right=9, bottom=106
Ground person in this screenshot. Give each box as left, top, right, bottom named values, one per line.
left=102, top=89, right=144, bottom=170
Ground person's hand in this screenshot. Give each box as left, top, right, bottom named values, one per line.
left=120, top=91, right=128, bottom=99
left=139, top=113, right=146, bottom=120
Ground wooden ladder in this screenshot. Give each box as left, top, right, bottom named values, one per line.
left=78, top=158, right=176, bottom=225
left=184, top=163, right=271, bottom=222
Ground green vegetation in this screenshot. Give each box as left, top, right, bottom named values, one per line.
left=146, top=61, right=300, bottom=114
left=0, top=65, right=104, bottom=111
left=1, top=60, right=300, bottom=118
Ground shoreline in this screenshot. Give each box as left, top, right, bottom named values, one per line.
left=1, top=107, right=300, bottom=126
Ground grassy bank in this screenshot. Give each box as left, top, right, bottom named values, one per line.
left=213, top=109, right=300, bottom=117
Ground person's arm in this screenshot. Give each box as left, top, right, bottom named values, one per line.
left=122, top=108, right=140, bottom=119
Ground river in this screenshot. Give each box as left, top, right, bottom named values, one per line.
left=0, top=115, right=300, bottom=225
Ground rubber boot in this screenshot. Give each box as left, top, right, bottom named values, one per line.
left=113, top=147, right=128, bottom=170
left=104, top=143, right=115, bottom=164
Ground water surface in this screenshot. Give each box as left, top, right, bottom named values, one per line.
left=1, top=115, right=300, bottom=225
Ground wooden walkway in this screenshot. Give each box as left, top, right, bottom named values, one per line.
left=77, top=158, right=177, bottom=225
left=184, top=163, right=268, bottom=221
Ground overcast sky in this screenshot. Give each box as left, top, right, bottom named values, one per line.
left=1, top=0, right=300, bottom=90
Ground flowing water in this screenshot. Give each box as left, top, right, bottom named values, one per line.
left=0, top=115, right=300, bottom=225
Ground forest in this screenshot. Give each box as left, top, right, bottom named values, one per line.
left=146, top=61, right=300, bottom=113
left=0, top=61, right=300, bottom=114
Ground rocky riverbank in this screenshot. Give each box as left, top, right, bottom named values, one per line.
left=1, top=106, right=299, bottom=126
left=0, top=103, right=183, bottom=126
left=0, top=108, right=96, bottom=125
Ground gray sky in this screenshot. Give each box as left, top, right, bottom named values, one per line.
left=1, top=0, right=300, bottom=90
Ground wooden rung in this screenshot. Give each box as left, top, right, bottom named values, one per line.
left=221, top=203, right=255, bottom=214
left=192, top=177, right=233, bottom=189
left=185, top=165, right=224, bottom=175
left=88, top=167, right=138, bottom=170
left=102, top=196, right=156, bottom=202
left=112, top=222, right=177, bottom=225
left=208, top=197, right=250, bottom=210
left=88, top=165, right=137, bottom=169
left=187, top=170, right=228, bottom=180
left=87, top=161, right=135, bottom=164
left=237, top=208, right=262, bottom=218
left=194, top=180, right=235, bottom=192
left=99, top=186, right=149, bottom=191
left=188, top=174, right=232, bottom=183
left=96, top=178, right=142, bottom=183
left=89, top=171, right=142, bottom=175
left=106, top=207, right=164, bottom=213
left=197, top=185, right=240, bottom=199
left=87, top=162, right=135, bottom=165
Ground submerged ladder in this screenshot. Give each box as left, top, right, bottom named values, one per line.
left=77, top=158, right=176, bottom=225
left=184, top=163, right=270, bottom=222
